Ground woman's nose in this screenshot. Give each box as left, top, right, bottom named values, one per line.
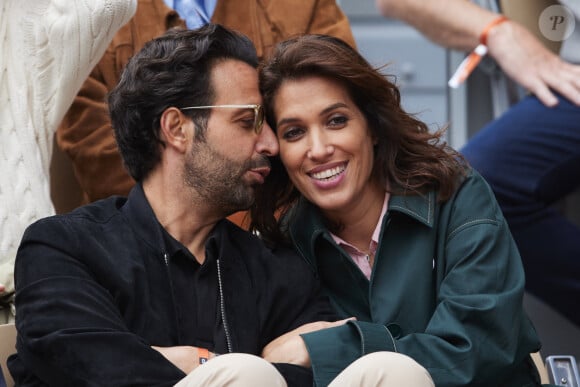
left=306, top=131, right=334, bottom=160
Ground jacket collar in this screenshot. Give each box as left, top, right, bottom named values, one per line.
left=120, top=183, right=237, bottom=262
left=387, top=191, right=435, bottom=227
left=289, top=190, right=436, bottom=265
left=120, top=183, right=169, bottom=255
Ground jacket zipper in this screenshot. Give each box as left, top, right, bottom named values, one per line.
left=162, top=252, right=182, bottom=342
left=216, top=259, right=233, bottom=353
left=163, top=252, right=232, bottom=353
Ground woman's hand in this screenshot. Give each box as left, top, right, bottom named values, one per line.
left=262, top=318, right=354, bottom=367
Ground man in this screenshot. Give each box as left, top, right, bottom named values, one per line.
left=7, top=25, right=339, bottom=386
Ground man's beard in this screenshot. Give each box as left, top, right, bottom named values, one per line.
left=183, top=140, right=270, bottom=215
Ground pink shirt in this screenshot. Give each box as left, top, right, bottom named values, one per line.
left=331, top=192, right=390, bottom=280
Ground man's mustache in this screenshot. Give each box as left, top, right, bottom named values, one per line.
left=247, top=155, right=271, bottom=170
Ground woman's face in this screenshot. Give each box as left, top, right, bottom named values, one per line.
left=273, top=76, right=379, bottom=216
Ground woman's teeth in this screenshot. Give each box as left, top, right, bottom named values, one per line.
left=311, top=165, right=345, bottom=180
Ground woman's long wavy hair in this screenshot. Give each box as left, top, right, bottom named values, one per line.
left=250, top=34, right=467, bottom=244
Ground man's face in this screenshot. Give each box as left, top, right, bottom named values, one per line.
left=183, top=59, right=278, bottom=215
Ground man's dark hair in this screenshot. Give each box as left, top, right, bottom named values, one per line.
left=108, top=24, right=258, bottom=182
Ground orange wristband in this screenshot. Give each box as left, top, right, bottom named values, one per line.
left=449, top=15, right=509, bottom=88
left=198, top=347, right=209, bottom=365
left=480, top=15, right=509, bottom=46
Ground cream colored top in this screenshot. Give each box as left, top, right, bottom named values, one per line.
left=0, top=0, right=136, bottom=303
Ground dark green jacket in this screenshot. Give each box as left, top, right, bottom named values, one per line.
left=290, top=170, right=542, bottom=386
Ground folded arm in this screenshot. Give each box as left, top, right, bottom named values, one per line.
left=262, top=318, right=354, bottom=367
left=13, top=219, right=184, bottom=386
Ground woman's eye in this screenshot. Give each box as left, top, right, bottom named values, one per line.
left=328, top=115, right=348, bottom=127
left=281, top=127, right=304, bottom=141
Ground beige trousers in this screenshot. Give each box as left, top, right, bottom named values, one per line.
left=328, top=352, right=435, bottom=387
left=175, top=351, right=434, bottom=387
left=174, top=353, right=286, bottom=387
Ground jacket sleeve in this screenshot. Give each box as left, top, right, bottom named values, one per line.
left=260, top=246, right=339, bottom=347
left=301, top=172, right=541, bottom=387
left=56, top=1, right=183, bottom=204
left=10, top=218, right=184, bottom=386
left=57, top=65, right=136, bottom=203
left=301, top=320, right=397, bottom=386
left=306, top=0, right=357, bottom=48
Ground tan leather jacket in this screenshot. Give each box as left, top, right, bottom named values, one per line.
left=57, top=0, right=356, bottom=208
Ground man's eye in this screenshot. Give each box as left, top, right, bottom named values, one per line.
left=240, top=118, right=255, bottom=129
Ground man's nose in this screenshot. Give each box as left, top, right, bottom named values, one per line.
left=256, top=121, right=279, bottom=156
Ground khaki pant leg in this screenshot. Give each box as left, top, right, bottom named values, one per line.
left=328, top=351, right=434, bottom=387
left=174, top=353, right=287, bottom=387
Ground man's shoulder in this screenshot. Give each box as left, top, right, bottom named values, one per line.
left=63, top=196, right=126, bottom=223
left=27, top=196, right=127, bottom=235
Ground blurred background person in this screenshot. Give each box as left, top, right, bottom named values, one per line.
left=0, top=0, right=137, bottom=324
left=376, top=0, right=580, bottom=327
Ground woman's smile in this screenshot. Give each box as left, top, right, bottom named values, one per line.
left=308, top=162, right=347, bottom=187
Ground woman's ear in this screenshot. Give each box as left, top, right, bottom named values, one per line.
left=159, top=107, right=190, bottom=153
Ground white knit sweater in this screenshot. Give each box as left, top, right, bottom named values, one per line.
left=0, top=0, right=136, bottom=299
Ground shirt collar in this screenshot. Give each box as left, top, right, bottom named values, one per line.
left=121, top=183, right=221, bottom=262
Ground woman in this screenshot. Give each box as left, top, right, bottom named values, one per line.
left=251, top=35, right=543, bottom=386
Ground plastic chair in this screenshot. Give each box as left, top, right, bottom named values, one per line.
left=532, top=351, right=580, bottom=386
